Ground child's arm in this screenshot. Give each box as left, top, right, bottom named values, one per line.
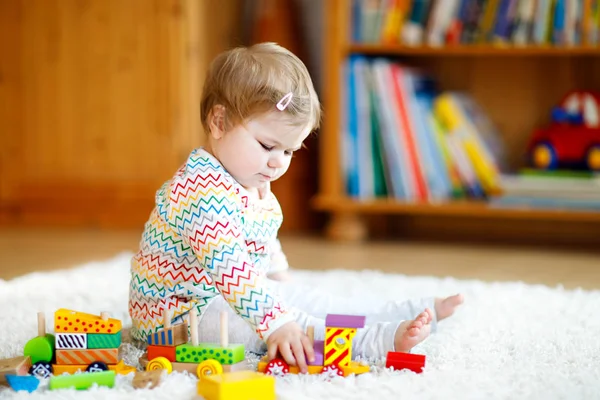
left=166, top=166, right=295, bottom=341
left=267, top=238, right=292, bottom=281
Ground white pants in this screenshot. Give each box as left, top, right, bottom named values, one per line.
left=189, top=280, right=436, bottom=360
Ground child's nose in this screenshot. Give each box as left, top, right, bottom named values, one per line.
left=268, top=153, right=285, bottom=169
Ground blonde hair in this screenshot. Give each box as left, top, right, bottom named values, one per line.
left=200, top=42, right=321, bottom=134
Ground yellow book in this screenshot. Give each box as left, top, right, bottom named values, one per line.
left=479, top=0, right=500, bottom=44
left=434, top=94, right=501, bottom=194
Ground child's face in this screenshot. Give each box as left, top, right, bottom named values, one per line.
left=211, top=111, right=310, bottom=190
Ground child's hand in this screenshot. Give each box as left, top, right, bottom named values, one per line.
left=266, top=321, right=315, bottom=374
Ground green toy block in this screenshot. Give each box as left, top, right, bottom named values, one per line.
left=175, top=343, right=245, bottom=365
left=23, top=334, right=55, bottom=364
left=49, top=370, right=115, bottom=390
left=87, top=331, right=122, bottom=349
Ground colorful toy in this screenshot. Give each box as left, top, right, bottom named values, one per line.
left=0, top=356, right=32, bottom=386
left=4, top=375, right=40, bottom=393
left=527, top=90, right=600, bottom=171
left=24, top=310, right=135, bottom=379
left=257, top=314, right=370, bottom=378
left=49, top=370, right=115, bottom=390
left=139, top=309, right=250, bottom=378
left=197, top=370, right=276, bottom=400
left=385, top=351, right=426, bottom=373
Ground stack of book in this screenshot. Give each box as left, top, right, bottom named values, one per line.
left=341, top=56, right=508, bottom=202
left=491, top=169, right=600, bottom=210
left=353, top=0, right=600, bottom=47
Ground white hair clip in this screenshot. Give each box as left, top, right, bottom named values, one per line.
left=276, top=92, right=293, bottom=111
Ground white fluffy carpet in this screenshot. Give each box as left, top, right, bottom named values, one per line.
left=1, top=253, right=600, bottom=400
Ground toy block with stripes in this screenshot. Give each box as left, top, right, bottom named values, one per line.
left=87, top=332, right=122, bottom=349
left=385, top=351, right=426, bottom=373
left=324, top=314, right=365, bottom=367
left=147, top=308, right=187, bottom=346
left=0, top=356, right=32, bottom=386
left=55, top=333, right=87, bottom=349
left=54, top=309, right=121, bottom=334
left=56, top=348, right=119, bottom=365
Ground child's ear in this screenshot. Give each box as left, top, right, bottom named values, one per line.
left=209, top=105, right=226, bottom=139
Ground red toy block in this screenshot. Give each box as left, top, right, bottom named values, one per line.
left=147, top=345, right=176, bottom=362
left=385, top=351, right=426, bottom=373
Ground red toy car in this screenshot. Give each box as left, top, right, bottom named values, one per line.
left=527, top=90, right=600, bottom=171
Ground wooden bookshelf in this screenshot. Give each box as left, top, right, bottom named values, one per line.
left=314, top=0, right=600, bottom=243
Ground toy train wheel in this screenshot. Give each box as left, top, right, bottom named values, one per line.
left=29, top=361, right=53, bottom=379
left=265, top=359, right=289, bottom=377
left=321, top=364, right=344, bottom=379
left=197, top=360, right=223, bottom=379
left=146, top=356, right=173, bottom=373
left=86, top=361, right=109, bottom=373
left=586, top=145, right=600, bottom=171
left=531, top=142, right=558, bottom=170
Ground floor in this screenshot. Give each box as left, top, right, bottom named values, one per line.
left=1, top=227, right=599, bottom=290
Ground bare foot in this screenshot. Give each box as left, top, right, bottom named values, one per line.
left=394, top=309, right=433, bottom=353
left=435, top=294, right=464, bottom=321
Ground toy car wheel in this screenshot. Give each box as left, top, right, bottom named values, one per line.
left=197, top=359, right=223, bottom=379
left=321, top=363, right=344, bottom=379
left=146, top=356, right=173, bottom=373
left=531, top=142, right=558, bottom=170
left=86, top=361, right=109, bottom=373
left=29, top=361, right=53, bottom=379
left=265, top=358, right=289, bottom=377
left=585, top=144, right=600, bottom=171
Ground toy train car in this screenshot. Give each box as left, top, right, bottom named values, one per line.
left=257, top=314, right=370, bottom=378
left=24, top=310, right=135, bottom=379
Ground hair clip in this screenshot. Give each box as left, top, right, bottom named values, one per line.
left=276, top=92, right=293, bottom=111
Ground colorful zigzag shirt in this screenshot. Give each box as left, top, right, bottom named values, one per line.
left=128, top=147, right=295, bottom=342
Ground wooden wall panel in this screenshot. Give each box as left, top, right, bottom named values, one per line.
left=0, top=0, right=242, bottom=228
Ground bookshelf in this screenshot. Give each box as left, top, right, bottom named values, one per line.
left=313, top=0, right=600, bottom=242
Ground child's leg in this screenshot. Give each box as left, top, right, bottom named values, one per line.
left=275, top=280, right=439, bottom=332
left=195, top=296, right=431, bottom=360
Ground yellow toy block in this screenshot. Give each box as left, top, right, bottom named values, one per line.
left=197, top=370, right=275, bottom=400
left=54, top=309, right=121, bottom=334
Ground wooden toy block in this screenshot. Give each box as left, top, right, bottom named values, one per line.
left=147, top=324, right=187, bottom=346
left=87, top=331, right=122, bottom=349
left=385, top=351, right=426, bottom=373
left=56, top=348, right=119, bottom=365
left=197, top=370, right=275, bottom=400
left=324, top=314, right=365, bottom=367
left=147, top=344, right=177, bottom=362
left=56, top=333, right=87, bottom=349
left=309, top=340, right=324, bottom=366
left=132, top=369, right=163, bottom=389
left=0, top=356, right=32, bottom=386
left=175, top=343, right=244, bottom=365
left=24, top=313, right=55, bottom=364
left=49, top=370, right=115, bottom=390
left=54, top=309, right=121, bottom=334
left=51, top=360, right=133, bottom=375
left=5, top=375, right=39, bottom=393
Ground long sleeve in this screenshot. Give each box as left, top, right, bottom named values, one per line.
left=165, top=153, right=295, bottom=340
left=269, top=238, right=290, bottom=274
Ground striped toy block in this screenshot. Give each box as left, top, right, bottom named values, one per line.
left=52, top=360, right=131, bottom=375
left=56, top=348, right=119, bottom=365
left=87, top=331, right=122, bottom=349
left=147, top=323, right=187, bottom=346
left=55, top=333, right=87, bottom=349
left=54, top=309, right=121, bottom=334
left=175, top=343, right=245, bottom=365
left=147, top=345, right=176, bottom=362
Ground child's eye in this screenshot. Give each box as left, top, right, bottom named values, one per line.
left=259, top=142, right=273, bottom=151
left=284, top=150, right=293, bottom=156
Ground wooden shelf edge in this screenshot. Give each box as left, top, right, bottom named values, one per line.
left=346, top=44, right=600, bottom=57
left=311, top=195, right=600, bottom=223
